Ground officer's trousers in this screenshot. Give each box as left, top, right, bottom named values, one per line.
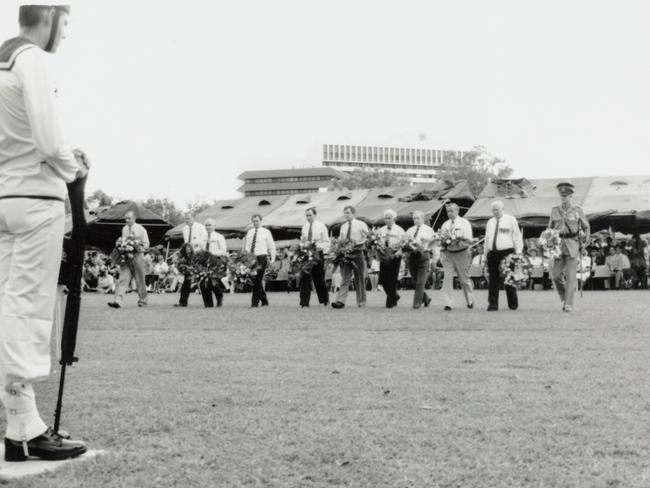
left=0, top=198, right=64, bottom=440
left=551, top=254, right=578, bottom=307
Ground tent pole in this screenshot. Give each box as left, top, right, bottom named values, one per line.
left=431, top=199, right=449, bottom=229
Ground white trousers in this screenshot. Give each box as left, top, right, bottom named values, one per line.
left=441, top=249, right=474, bottom=308
left=0, top=198, right=64, bottom=440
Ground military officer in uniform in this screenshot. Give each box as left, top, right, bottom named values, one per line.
left=548, top=181, right=590, bottom=312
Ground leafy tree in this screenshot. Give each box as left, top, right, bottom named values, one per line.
left=185, top=198, right=212, bottom=217
left=140, top=197, right=185, bottom=226
left=329, top=169, right=410, bottom=190
left=85, top=189, right=114, bottom=207
left=438, top=146, right=513, bottom=197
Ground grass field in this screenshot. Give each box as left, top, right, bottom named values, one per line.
left=3, top=289, right=649, bottom=487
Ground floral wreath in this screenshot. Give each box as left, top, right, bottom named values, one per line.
left=499, top=253, right=533, bottom=287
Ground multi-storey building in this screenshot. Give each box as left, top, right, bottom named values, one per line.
left=322, top=144, right=466, bottom=183
left=237, top=167, right=347, bottom=196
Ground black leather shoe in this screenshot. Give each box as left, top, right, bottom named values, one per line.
left=444, top=306, right=452, bottom=311
left=173, top=303, right=187, bottom=308
left=107, top=302, right=120, bottom=309
left=217, top=299, right=223, bottom=307
left=331, top=302, right=345, bottom=309
left=487, top=306, right=498, bottom=311
left=5, top=428, right=87, bottom=462
left=467, top=302, right=474, bottom=309
left=423, top=298, right=431, bottom=308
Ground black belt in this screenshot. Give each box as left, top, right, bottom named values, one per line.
left=0, top=195, right=64, bottom=202
left=559, top=233, right=577, bottom=239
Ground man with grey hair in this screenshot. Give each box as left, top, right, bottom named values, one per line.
left=376, top=209, right=405, bottom=308
left=483, top=200, right=523, bottom=311
left=108, top=210, right=150, bottom=309
left=405, top=210, right=436, bottom=309
left=440, top=203, right=475, bottom=311
left=200, top=218, right=227, bottom=307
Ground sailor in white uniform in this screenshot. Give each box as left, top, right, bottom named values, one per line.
left=0, top=3, right=88, bottom=461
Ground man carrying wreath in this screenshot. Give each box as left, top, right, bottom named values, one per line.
left=483, top=200, right=523, bottom=311
left=548, top=181, right=590, bottom=312
left=299, top=207, right=329, bottom=308
left=331, top=206, right=369, bottom=309
left=376, top=209, right=405, bottom=308
left=405, top=210, right=435, bottom=309
left=108, top=210, right=150, bottom=308
left=440, top=203, right=475, bottom=311
left=201, top=218, right=228, bottom=308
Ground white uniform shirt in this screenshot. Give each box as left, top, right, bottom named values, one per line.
left=339, top=219, right=369, bottom=244
left=205, top=230, right=227, bottom=256
left=301, top=220, right=330, bottom=251
left=121, top=223, right=150, bottom=249
left=0, top=43, right=79, bottom=199
left=440, top=217, right=473, bottom=241
left=182, top=222, right=208, bottom=251
left=377, top=224, right=405, bottom=247
left=245, top=226, right=276, bottom=261
left=484, top=214, right=523, bottom=255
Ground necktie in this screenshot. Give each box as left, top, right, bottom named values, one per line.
left=414, top=225, right=420, bottom=239
left=308, top=222, right=313, bottom=242
left=251, top=228, right=258, bottom=254
left=346, top=222, right=352, bottom=240
left=492, top=218, right=500, bottom=251
left=188, top=225, right=193, bottom=244
left=206, top=232, right=211, bottom=251
left=385, top=226, right=391, bottom=246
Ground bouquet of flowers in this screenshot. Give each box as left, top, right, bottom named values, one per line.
left=289, top=241, right=322, bottom=278
left=499, top=253, right=533, bottom=288
left=326, top=238, right=363, bottom=270
left=399, top=233, right=430, bottom=255
left=436, top=228, right=469, bottom=251
left=538, top=229, right=562, bottom=259
left=227, top=251, right=259, bottom=287
left=111, top=236, right=145, bottom=266
left=192, top=250, right=229, bottom=286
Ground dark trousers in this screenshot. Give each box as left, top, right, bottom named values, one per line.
left=379, top=257, right=401, bottom=307
left=487, top=248, right=518, bottom=310
left=200, top=280, right=224, bottom=307
left=299, top=257, right=329, bottom=306
left=408, top=253, right=430, bottom=308
left=252, top=255, right=269, bottom=306
left=178, top=272, right=192, bottom=306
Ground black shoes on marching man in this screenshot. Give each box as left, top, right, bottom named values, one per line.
left=4, top=427, right=87, bottom=462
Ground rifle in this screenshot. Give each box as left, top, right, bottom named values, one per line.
left=54, top=174, right=88, bottom=434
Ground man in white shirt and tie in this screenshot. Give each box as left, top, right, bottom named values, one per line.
left=331, top=205, right=369, bottom=308
left=440, top=203, right=475, bottom=311
left=483, top=200, right=523, bottom=311
left=200, top=218, right=228, bottom=308
left=299, top=207, right=330, bottom=307
left=175, top=212, right=207, bottom=307
left=108, top=211, right=150, bottom=309
left=244, top=214, right=276, bottom=307
left=377, top=209, right=405, bottom=308
left=405, top=210, right=436, bottom=309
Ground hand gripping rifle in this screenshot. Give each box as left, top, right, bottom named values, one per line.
left=54, top=174, right=88, bottom=434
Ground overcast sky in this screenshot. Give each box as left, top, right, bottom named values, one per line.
left=1, top=0, right=649, bottom=206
